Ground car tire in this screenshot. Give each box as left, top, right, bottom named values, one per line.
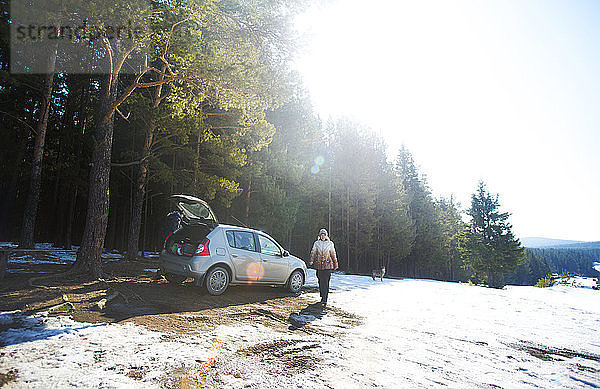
left=287, top=270, right=304, bottom=295
left=164, top=273, right=187, bottom=284
left=205, top=266, right=230, bottom=295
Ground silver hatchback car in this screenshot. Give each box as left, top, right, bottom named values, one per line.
left=160, top=195, right=307, bottom=295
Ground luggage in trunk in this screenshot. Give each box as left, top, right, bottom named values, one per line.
left=163, top=195, right=218, bottom=256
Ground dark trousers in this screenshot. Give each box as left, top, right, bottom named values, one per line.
left=317, top=269, right=332, bottom=303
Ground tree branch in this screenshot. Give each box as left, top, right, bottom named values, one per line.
left=115, top=107, right=130, bottom=121
left=0, top=110, right=37, bottom=135
left=111, top=155, right=149, bottom=167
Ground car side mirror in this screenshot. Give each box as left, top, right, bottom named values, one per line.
left=282, top=250, right=289, bottom=257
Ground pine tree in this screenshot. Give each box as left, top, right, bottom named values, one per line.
left=395, top=146, right=440, bottom=278
left=75, top=0, right=303, bottom=276
left=458, top=181, right=525, bottom=288
left=437, top=196, right=465, bottom=281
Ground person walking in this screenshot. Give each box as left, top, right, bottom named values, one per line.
left=309, top=228, right=338, bottom=307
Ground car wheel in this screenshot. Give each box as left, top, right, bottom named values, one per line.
left=164, top=273, right=187, bottom=284
left=205, top=266, right=230, bottom=295
left=287, top=270, right=304, bottom=295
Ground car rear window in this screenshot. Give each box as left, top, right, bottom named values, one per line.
left=178, top=201, right=212, bottom=219
left=226, top=230, right=256, bottom=252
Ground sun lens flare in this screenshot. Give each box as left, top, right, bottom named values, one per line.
left=246, top=262, right=265, bottom=281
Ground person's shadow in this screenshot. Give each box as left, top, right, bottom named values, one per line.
left=288, top=302, right=327, bottom=331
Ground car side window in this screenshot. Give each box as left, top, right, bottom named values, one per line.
left=258, top=235, right=281, bottom=256
left=229, top=231, right=256, bottom=252
left=226, top=231, right=235, bottom=247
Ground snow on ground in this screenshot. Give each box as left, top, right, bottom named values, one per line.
left=306, top=270, right=600, bottom=388
left=2, top=269, right=600, bottom=388
left=567, top=275, right=599, bottom=289
left=1, top=243, right=161, bottom=271
left=0, top=310, right=220, bottom=388
left=305, top=269, right=380, bottom=292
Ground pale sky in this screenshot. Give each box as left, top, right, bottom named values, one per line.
left=294, top=0, right=600, bottom=242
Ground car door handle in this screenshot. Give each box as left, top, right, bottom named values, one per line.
left=231, top=254, right=238, bottom=258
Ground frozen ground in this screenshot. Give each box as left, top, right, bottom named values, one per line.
left=0, top=311, right=218, bottom=388
left=0, top=242, right=160, bottom=273
left=308, top=272, right=600, bottom=388
left=1, top=267, right=600, bottom=388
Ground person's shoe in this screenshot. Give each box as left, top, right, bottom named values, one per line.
left=321, top=301, right=327, bottom=308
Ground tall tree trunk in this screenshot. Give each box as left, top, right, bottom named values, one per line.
left=386, top=252, right=391, bottom=274
left=126, top=121, right=155, bottom=260
left=74, top=71, right=119, bottom=278
left=170, top=153, right=175, bottom=194
left=119, top=201, right=127, bottom=251
left=328, top=165, right=331, bottom=234
left=354, top=197, right=359, bottom=272
left=245, top=175, right=252, bottom=221
left=51, top=137, right=62, bottom=228
left=20, top=44, right=57, bottom=248
left=64, top=185, right=76, bottom=249
left=340, top=192, right=343, bottom=270
left=52, top=75, right=81, bottom=244
left=126, top=70, right=165, bottom=261
left=105, top=200, right=117, bottom=250
left=413, top=256, right=417, bottom=278
left=55, top=183, right=67, bottom=247
left=63, top=77, right=89, bottom=249
left=0, top=142, right=25, bottom=239
left=142, top=188, right=148, bottom=256
left=346, top=186, right=350, bottom=272
left=194, top=126, right=202, bottom=187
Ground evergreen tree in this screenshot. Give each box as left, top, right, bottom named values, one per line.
left=437, top=196, right=465, bottom=281
left=458, top=181, right=525, bottom=287
left=395, top=146, right=441, bottom=278
left=74, top=0, right=304, bottom=276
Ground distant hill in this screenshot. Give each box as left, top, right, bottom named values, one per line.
left=507, top=237, right=600, bottom=285
left=520, top=237, right=584, bottom=248
left=549, top=241, right=600, bottom=249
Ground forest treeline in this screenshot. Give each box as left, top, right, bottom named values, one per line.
left=507, top=248, right=600, bottom=285
left=0, top=0, right=534, bottom=285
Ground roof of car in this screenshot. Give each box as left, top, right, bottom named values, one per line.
left=217, top=224, right=273, bottom=237
left=218, top=223, right=249, bottom=230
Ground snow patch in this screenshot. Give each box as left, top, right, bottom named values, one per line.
left=1, top=243, right=127, bottom=265
left=101, top=251, right=124, bottom=261
left=305, top=268, right=395, bottom=292
left=6, top=269, right=51, bottom=274
left=315, top=276, right=600, bottom=388
left=0, top=311, right=221, bottom=388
